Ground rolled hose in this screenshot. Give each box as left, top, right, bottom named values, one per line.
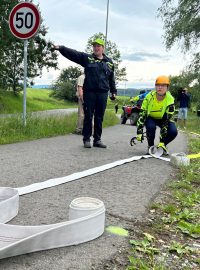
left=170, top=153, right=190, bottom=166
left=0, top=153, right=171, bottom=259
left=0, top=187, right=105, bottom=260
left=149, top=146, right=164, bottom=158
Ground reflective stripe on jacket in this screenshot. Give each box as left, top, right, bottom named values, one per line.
left=141, top=90, right=174, bottom=118
left=137, top=90, right=175, bottom=134
left=59, top=46, right=116, bottom=94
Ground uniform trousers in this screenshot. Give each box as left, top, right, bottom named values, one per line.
left=145, top=117, right=178, bottom=146
left=83, top=91, right=108, bottom=142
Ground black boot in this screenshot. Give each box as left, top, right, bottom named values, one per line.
left=93, top=140, right=107, bottom=148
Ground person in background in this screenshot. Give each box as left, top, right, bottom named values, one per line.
left=53, top=38, right=116, bottom=148
left=177, top=87, right=191, bottom=129
left=75, top=73, right=85, bottom=134
left=114, top=102, right=119, bottom=114
left=135, top=75, right=178, bottom=155
left=130, top=90, right=150, bottom=107
left=75, top=73, right=94, bottom=135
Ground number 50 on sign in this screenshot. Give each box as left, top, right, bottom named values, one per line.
left=9, top=2, right=40, bottom=126
left=9, top=2, right=40, bottom=39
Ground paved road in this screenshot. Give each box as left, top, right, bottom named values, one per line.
left=0, top=108, right=78, bottom=118
left=0, top=124, right=187, bottom=270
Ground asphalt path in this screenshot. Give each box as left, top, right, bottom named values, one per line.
left=0, top=123, right=187, bottom=270
left=0, top=108, right=78, bottom=118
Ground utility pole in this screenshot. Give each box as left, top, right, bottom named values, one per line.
left=105, top=0, right=110, bottom=53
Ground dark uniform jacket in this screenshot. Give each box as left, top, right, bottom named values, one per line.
left=177, top=92, right=190, bottom=108
left=59, top=46, right=116, bottom=94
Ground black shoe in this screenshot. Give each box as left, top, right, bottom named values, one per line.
left=84, top=141, right=91, bottom=148
left=93, top=140, right=107, bottom=148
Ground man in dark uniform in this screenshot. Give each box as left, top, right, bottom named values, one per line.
left=53, top=38, right=116, bottom=148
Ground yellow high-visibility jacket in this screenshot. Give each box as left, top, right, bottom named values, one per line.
left=141, top=90, right=174, bottom=117
left=137, top=90, right=175, bottom=139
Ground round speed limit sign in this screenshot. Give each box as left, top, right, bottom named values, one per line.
left=9, top=2, right=40, bottom=39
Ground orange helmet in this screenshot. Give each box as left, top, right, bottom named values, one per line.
left=155, top=76, right=170, bottom=85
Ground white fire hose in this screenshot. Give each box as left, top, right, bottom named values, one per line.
left=0, top=188, right=105, bottom=260
left=0, top=152, right=174, bottom=260
left=170, top=152, right=190, bottom=166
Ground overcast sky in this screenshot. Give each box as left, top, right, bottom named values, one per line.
left=33, top=0, right=189, bottom=88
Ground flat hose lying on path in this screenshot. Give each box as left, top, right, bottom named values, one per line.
left=0, top=154, right=169, bottom=259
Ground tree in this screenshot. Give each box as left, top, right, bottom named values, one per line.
left=0, top=0, right=17, bottom=89
left=158, top=0, right=200, bottom=105
left=86, top=32, right=127, bottom=84
left=0, top=0, right=58, bottom=94
left=158, top=0, right=199, bottom=52
left=50, top=66, right=82, bottom=101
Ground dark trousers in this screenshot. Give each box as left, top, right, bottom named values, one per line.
left=145, top=117, right=178, bottom=146
left=83, top=91, right=108, bottom=142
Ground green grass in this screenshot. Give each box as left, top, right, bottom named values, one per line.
left=107, top=95, right=131, bottom=111
left=0, top=113, right=76, bottom=144
left=185, top=112, right=200, bottom=134
left=0, top=88, right=120, bottom=144
left=0, top=90, right=132, bottom=115
left=0, top=110, right=119, bottom=145
left=0, top=88, right=75, bottom=114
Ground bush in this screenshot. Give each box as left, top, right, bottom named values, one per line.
left=50, top=81, right=77, bottom=102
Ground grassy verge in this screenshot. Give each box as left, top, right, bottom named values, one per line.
left=0, top=110, right=119, bottom=145
left=0, top=88, right=120, bottom=144
left=126, top=143, right=200, bottom=269
left=185, top=112, right=200, bottom=134
left=0, top=88, right=75, bottom=114
left=0, top=90, right=131, bottom=114
left=126, top=117, right=200, bottom=269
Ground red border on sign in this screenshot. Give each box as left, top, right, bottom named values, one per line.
left=9, top=2, right=40, bottom=39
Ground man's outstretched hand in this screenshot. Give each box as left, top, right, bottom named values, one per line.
left=52, top=45, right=60, bottom=50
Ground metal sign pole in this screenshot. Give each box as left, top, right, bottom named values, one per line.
left=23, top=39, right=28, bottom=126
left=23, top=0, right=28, bottom=127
